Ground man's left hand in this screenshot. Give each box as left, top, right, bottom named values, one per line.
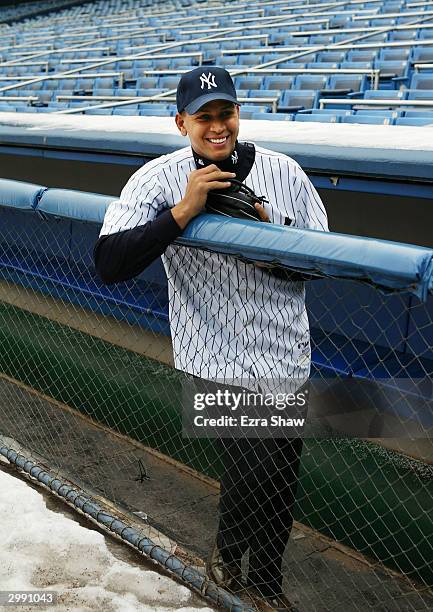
left=254, top=202, right=269, bottom=223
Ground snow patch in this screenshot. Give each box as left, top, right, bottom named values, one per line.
left=0, top=469, right=212, bottom=611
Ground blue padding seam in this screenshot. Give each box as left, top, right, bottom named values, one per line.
left=36, top=188, right=113, bottom=224
left=0, top=178, right=47, bottom=210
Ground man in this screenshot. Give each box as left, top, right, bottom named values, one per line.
left=94, top=66, right=328, bottom=611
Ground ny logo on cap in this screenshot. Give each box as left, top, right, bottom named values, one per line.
left=200, top=72, right=217, bottom=90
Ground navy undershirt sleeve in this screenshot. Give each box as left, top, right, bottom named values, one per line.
left=94, top=209, right=182, bottom=284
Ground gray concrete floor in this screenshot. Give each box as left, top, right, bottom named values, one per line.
left=1, top=375, right=432, bottom=612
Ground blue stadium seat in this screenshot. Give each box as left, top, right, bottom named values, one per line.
left=261, top=51, right=281, bottom=62
left=170, top=58, right=196, bottom=68
left=139, top=108, right=170, bottom=116
left=114, top=88, right=137, bottom=97
left=317, top=51, right=346, bottom=63
left=396, top=14, right=415, bottom=24
left=93, top=88, right=115, bottom=96
left=311, top=35, right=334, bottom=45
left=273, top=61, right=307, bottom=69
left=234, top=76, right=264, bottom=90
left=346, top=50, right=378, bottom=62
left=410, top=74, right=433, bottom=90
left=58, top=80, right=76, bottom=90
left=325, top=74, right=367, bottom=95
left=135, top=77, right=160, bottom=89
left=148, top=58, right=170, bottom=70
left=278, top=90, right=318, bottom=111
left=404, top=110, right=433, bottom=117
left=370, top=18, right=396, bottom=27
left=0, top=103, right=16, bottom=111
left=268, top=33, right=295, bottom=45
left=299, top=109, right=353, bottom=116
left=395, top=117, right=433, bottom=126
left=341, top=115, right=394, bottom=125
left=158, top=76, right=181, bottom=89
left=412, top=47, right=433, bottom=62
left=132, top=59, right=157, bottom=70
left=354, top=32, right=388, bottom=42
left=238, top=54, right=264, bottom=66
left=37, top=92, right=55, bottom=103
left=94, top=77, right=117, bottom=89
left=117, top=60, right=134, bottom=70
left=356, top=110, right=400, bottom=118
left=136, top=88, right=168, bottom=97
left=293, top=75, right=327, bottom=90
left=217, top=54, right=239, bottom=66
left=112, top=107, right=140, bottom=115
left=418, top=28, right=433, bottom=40
left=406, top=89, right=433, bottom=100
left=388, top=30, right=417, bottom=42
left=247, top=89, right=281, bottom=100
left=46, top=102, right=68, bottom=110
left=364, top=89, right=407, bottom=100
left=138, top=103, right=170, bottom=111
left=374, top=60, right=409, bottom=80
left=43, top=80, right=61, bottom=90
left=262, top=76, right=294, bottom=90
left=340, top=61, right=373, bottom=69
left=329, top=15, right=350, bottom=28
left=239, top=104, right=271, bottom=116
left=251, top=113, right=293, bottom=121
left=15, top=107, right=38, bottom=113
left=379, top=48, right=410, bottom=61
left=306, top=62, right=339, bottom=70
left=294, top=114, right=340, bottom=122
left=75, top=78, right=94, bottom=91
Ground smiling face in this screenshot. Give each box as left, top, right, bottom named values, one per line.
left=175, top=99, right=240, bottom=161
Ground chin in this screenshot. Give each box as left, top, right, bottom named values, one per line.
left=204, top=143, right=233, bottom=159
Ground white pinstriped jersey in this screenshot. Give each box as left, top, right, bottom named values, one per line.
left=100, top=144, right=328, bottom=383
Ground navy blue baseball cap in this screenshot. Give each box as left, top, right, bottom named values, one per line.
left=176, top=66, right=239, bottom=115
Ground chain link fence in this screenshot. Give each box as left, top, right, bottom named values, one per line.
left=0, top=180, right=432, bottom=611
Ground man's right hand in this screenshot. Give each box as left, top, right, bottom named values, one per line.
left=171, top=165, right=236, bottom=230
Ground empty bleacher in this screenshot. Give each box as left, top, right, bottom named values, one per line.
left=0, top=0, right=432, bottom=126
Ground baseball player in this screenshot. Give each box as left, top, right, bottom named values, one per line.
left=94, top=66, right=328, bottom=611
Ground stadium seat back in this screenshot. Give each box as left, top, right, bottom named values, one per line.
left=262, top=76, right=294, bottom=90
left=410, top=74, right=433, bottom=90
left=158, top=76, right=181, bottom=89
left=234, top=76, right=264, bottom=90
left=294, top=75, right=327, bottom=90
left=395, top=117, right=433, bottom=126
left=251, top=113, right=293, bottom=121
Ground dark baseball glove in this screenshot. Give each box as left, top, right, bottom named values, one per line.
left=205, top=178, right=267, bottom=222
left=206, top=179, right=317, bottom=282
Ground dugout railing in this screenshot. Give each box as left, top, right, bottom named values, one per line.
left=0, top=178, right=432, bottom=610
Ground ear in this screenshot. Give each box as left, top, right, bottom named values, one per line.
left=175, top=112, right=188, bottom=137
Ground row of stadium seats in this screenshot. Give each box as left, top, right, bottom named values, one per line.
left=1, top=99, right=432, bottom=124
left=2, top=89, right=433, bottom=113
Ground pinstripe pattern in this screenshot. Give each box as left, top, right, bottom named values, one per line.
left=100, top=144, right=328, bottom=383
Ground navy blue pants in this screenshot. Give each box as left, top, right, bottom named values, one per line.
left=217, top=436, right=304, bottom=597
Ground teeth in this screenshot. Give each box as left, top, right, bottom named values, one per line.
left=209, top=137, right=227, bottom=143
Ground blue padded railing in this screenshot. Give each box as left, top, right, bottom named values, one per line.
left=1, top=179, right=433, bottom=388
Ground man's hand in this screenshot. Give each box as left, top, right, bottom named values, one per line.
left=254, top=202, right=269, bottom=223
left=172, top=165, right=237, bottom=229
